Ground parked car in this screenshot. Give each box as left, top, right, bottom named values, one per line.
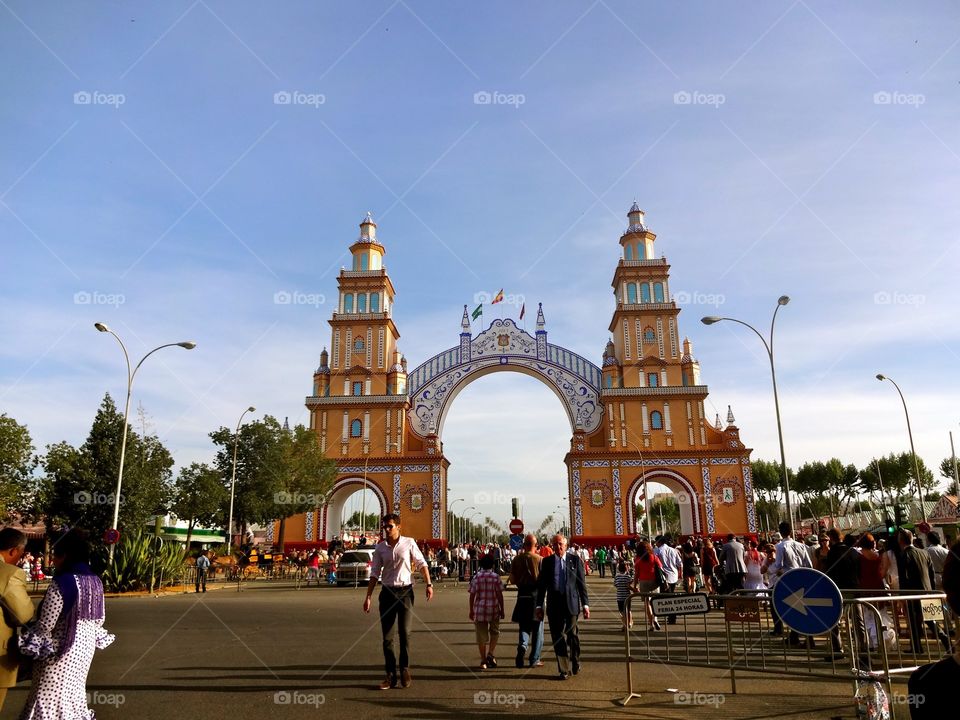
left=336, top=549, right=375, bottom=586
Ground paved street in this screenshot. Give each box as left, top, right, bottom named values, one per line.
left=4, top=576, right=863, bottom=719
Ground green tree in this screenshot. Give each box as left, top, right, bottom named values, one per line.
left=210, top=416, right=336, bottom=548
left=0, top=413, right=38, bottom=521
left=823, top=458, right=860, bottom=515
left=751, top=459, right=791, bottom=526
left=939, top=456, right=959, bottom=495
left=795, top=461, right=831, bottom=518
left=171, top=463, right=227, bottom=547
left=649, top=497, right=680, bottom=537
left=858, top=452, right=935, bottom=505
left=36, top=394, right=175, bottom=537
left=344, top=510, right=380, bottom=530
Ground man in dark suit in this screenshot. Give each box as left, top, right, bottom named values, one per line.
left=535, top=533, right=589, bottom=679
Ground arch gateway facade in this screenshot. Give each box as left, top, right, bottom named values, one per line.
left=272, top=205, right=757, bottom=548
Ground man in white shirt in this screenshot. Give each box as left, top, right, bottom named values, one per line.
left=771, top=521, right=814, bottom=646
left=363, top=514, right=433, bottom=690
left=925, top=531, right=948, bottom=590
left=655, top=536, right=683, bottom=624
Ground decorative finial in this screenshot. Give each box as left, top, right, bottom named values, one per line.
left=461, top=304, right=470, bottom=331
left=726, top=405, right=736, bottom=426
left=715, top=414, right=722, bottom=430
left=536, top=302, right=546, bottom=330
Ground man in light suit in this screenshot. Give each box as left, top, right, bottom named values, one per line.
left=0, top=528, right=35, bottom=710
left=535, top=533, right=589, bottom=680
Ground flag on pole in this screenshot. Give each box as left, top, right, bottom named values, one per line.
left=471, top=303, right=482, bottom=320
left=519, top=303, right=525, bottom=320
left=491, top=289, right=504, bottom=304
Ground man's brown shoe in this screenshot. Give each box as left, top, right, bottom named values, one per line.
left=400, top=668, right=412, bottom=688
left=379, top=674, right=396, bottom=690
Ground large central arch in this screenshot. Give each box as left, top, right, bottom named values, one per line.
left=407, top=306, right=603, bottom=438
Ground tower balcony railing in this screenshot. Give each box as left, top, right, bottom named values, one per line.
left=615, top=302, right=677, bottom=312
left=306, top=393, right=408, bottom=406
left=331, top=311, right=392, bottom=321
left=600, top=385, right=709, bottom=398
left=340, top=269, right=388, bottom=278
left=618, top=258, right=668, bottom=267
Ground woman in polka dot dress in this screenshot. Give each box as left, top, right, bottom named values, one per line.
left=18, top=529, right=114, bottom=719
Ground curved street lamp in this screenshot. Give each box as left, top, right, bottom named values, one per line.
left=449, top=498, right=465, bottom=546
left=611, top=433, right=653, bottom=538
left=227, top=406, right=256, bottom=553
left=461, top=505, right=476, bottom=545
left=94, top=323, right=196, bottom=561
left=876, top=374, right=926, bottom=522
left=701, top=295, right=794, bottom=530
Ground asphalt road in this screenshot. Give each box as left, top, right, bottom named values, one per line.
left=3, top=576, right=863, bottom=719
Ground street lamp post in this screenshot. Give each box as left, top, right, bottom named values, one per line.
left=876, top=374, right=927, bottom=522
left=227, top=406, right=256, bottom=554
left=611, top=433, right=653, bottom=538
left=94, top=323, right=196, bottom=561
left=468, top=510, right=482, bottom=543
left=449, top=498, right=465, bottom=546
left=462, top=506, right=476, bottom=544
left=702, top=296, right=794, bottom=529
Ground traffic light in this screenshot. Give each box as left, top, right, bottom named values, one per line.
left=894, top=504, right=907, bottom=528
left=511, top=497, right=520, bottom=519
left=885, top=515, right=895, bottom=535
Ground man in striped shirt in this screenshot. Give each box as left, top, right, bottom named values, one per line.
left=469, top=555, right=504, bottom=669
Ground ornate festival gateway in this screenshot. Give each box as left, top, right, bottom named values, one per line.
left=272, top=205, right=756, bottom=548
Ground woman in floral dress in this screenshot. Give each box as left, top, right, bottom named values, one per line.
left=19, top=530, right=114, bottom=719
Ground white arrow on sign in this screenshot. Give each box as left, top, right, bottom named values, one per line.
left=784, top=588, right=835, bottom=616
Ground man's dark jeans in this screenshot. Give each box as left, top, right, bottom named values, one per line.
left=379, top=585, right=415, bottom=676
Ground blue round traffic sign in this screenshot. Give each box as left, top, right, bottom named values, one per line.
left=772, top=568, right=842, bottom=635
left=508, top=534, right=523, bottom=551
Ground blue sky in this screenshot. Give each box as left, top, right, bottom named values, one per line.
left=2, top=1, right=959, bottom=529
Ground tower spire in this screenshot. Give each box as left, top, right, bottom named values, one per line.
left=461, top=304, right=470, bottom=331
left=359, top=211, right=377, bottom=241
left=727, top=405, right=736, bottom=426
left=536, top=302, right=545, bottom=331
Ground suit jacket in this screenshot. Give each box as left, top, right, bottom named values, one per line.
left=721, top=541, right=746, bottom=575
left=0, top=559, right=36, bottom=688
left=900, top=545, right=934, bottom=591
left=536, top=551, right=588, bottom=617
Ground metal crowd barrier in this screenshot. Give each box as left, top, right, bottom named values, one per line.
left=620, top=589, right=956, bottom=718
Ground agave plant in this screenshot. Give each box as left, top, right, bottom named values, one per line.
left=95, top=530, right=187, bottom=593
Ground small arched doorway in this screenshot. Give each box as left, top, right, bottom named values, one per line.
left=321, top=477, right=388, bottom=543
left=625, top=469, right=701, bottom=536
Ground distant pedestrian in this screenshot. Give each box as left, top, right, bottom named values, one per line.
left=744, top=540, right=765, bottom=591
left=613, top=560, right=633, bottom=629
left=595, top=546, right=607, bottom=578
left=363, top=514, right=433, bottom=690
left=195, top=549, right=211, bottom=593
left=925, top=532, right=948, bottom=590
left=771, top=522, right=814, bottom=647
left=631, top=541, right=663, bottom=631
left=470, top=555, right=504, bottom=670
left=721, top=534, right=746, bottom=593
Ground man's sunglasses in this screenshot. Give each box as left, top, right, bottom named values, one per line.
left=382, top=524, right=396, bottom=530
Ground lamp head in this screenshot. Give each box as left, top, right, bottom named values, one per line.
left=94, top=322, right=110, bottom=333
left=178, top=341, right=197, bottom=350
left=247, top=406, right=256, bottom=413
left=778, top=295, right=791, bottom=306
left=701, top=316, right=722, bottom=325
left=876, top=374, right=886, bottom=381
